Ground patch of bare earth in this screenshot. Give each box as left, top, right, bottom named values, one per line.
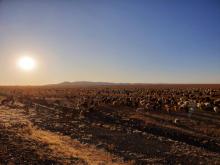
left=0, top=106, right=127, bottom=165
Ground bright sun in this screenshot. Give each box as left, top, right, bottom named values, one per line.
left=17, top=56, right=36, bottom=71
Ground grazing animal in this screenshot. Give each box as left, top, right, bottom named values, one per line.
left=213, top=106, right=219, bottom=113
left=164, top=104, right=170, bottom=113
left=173, top=118, right=179, bottom=124
left=204, top=102, right=212, bottom=111
left=197, top=102, right=202, bottom=110
left=139, top=100, right=146, bottom=107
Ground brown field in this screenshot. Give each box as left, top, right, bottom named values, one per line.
left=0, top=84, right=220, bottom=164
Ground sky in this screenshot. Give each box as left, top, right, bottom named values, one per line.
left=0, top=0, right=220, bottom=85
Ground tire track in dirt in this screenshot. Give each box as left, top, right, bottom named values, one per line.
left=89, top=106, right=220, bottom=153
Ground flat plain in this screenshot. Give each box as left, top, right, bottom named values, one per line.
left=0, top=84, right=220, bottom=164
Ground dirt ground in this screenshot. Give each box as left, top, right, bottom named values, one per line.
left=0, top=104, right=220, bottom=165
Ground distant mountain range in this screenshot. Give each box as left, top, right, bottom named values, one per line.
left=45, top=81, right=220, bottom=88
left=46, top=81, right=130, bottom=87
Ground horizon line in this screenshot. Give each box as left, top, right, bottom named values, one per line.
left=0, top=81, right=220, bottom=87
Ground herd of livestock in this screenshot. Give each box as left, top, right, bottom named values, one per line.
left=0, top=87, right=219, bottom=115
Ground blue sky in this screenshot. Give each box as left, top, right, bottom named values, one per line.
left=0, top=0, right=220, bottom=85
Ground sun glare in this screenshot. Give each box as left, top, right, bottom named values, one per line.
left=17, top=56, right=36, bottom=71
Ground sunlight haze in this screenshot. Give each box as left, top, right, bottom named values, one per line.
left=0, top=0, right=219, bottom=85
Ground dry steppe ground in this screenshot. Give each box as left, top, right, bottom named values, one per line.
left=0, top=85, right=220, bottom=164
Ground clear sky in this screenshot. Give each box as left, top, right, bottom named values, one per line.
left=0, top=0, right=220, bottom=85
